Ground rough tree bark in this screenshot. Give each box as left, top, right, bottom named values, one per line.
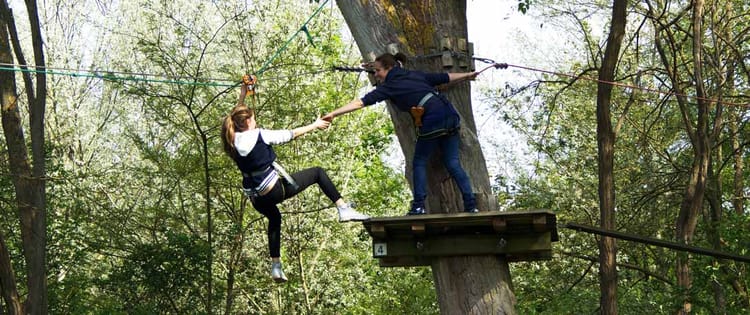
left=336, top=1, right=512, bottom=314
left=595, top=0, right=627, bottom=314
left=0, top=231, right=23, bottom=313
left=0, top=0, right=48, bottom=313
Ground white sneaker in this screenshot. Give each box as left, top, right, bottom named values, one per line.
left=337, top=203, right=370, bottom=222
left=271, top=262, right=287, bottom=283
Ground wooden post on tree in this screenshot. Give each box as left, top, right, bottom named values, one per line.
left=336, top=1, right=518, bottom=313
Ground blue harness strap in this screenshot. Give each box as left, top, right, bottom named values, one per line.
left=413, top=92, right=460, bottom=140
left=417, top=92, right=434, bottom=107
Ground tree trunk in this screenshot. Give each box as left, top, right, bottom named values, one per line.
left=649, top=0, right=712, bottom=312
left=730, top=108, right=743, bottom=216
left=674, top=1, right=709, bottom=313
left=0, top=231, right=23, bottom=314
left=595, top=0, right=627, bottom=314
left=0, top=0, right=48, bottom=313
left=336, top=1, right=512, bottom=313
left=706, top=149, right=726, bottom=313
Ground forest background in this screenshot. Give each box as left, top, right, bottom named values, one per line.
left=1, top=0, right=749, bottom=314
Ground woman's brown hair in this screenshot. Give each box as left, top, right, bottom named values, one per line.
left=221, top=105, right=254, bottom=157
left=375, top=52, right=408, bottom=69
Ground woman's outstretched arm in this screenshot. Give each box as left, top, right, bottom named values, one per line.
left=237, top=84, right=248, bottom=106
left=291, top=117, right=330, bottom=139
left=447, top=71, right=479, bottom=83
left=322, top=99, right=365, bottom=121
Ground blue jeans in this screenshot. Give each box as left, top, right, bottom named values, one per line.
left=411, top=132, right=476, bottom=211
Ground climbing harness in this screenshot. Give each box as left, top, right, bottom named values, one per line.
left=241, top=161, right=299, bottom=199
left=272, top=161, right=300, bottom=191
left=409, top=91, right=461, bottom=140
left=409, top=92, right=433, bottom=127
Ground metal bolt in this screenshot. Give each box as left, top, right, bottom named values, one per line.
left=497, top=238, right=507, bottom=248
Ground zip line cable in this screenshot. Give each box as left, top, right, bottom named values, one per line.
left=0, top=62, right=237, bottom=84
left=0, top=63, right=238, bottom=87
left=254, top=0, right=329, bottom=77
left=503, top=63, right=749, bottom=108
left=409, top=50, right=749, bottom=108
left=1, top=48, right=747, bottom=109
left=0, top=0, right=331, bottom=88
left=2, top=59, right=746, bottom=108
left=0, top=64, right=330, bottom=88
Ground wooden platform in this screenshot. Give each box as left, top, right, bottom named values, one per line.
left=362, top=210, right=558, bottom=267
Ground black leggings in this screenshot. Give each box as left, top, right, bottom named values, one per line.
left=251, top=167, right=342, bottom=258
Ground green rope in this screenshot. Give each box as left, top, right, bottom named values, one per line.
left=255, top=0, right=329, bottom=76
left=0, top=1, right=330, bottom=87
left=0, top=66, right=238, bottom=87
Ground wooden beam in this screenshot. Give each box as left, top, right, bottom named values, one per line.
left=371, top=224, right=387, bottom=239
left=564, top=223, right=750, bottom=264
left=491, top=218, right=507, bottom=232
left=371, top=233, right=551, bottom=258
left=533, top=215, right=547, bottom=232
left=411, top=223, right=426, bottom=236
left=363, top=211, right=559, bottom=267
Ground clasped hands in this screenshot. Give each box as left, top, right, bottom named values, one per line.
left=312, top=112, right=337, bottom=131
left=312, top=116, right=331, bottom=130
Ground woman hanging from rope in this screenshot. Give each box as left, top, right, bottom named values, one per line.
left=323, top=53, right=479, bottom=216
left=222, top=76, right=369, bottom=283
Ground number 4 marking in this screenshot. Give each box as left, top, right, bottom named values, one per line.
left=373, top=243, right=387, bottom=257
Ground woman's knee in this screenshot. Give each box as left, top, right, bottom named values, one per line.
left=443, top=158, right=465, bottom=175
left=314, top=166, right=327, bottom=177
left=413, top=154, right=429, bottom=168
left=264, top=211, right=282, bottom=227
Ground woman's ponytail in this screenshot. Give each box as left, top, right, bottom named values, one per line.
left=394, top=52, right=408, bottom=66
left=221, top=115, right=237, bottom=157
left=221, top=104, right=254, bottom=158
left=375, top=52, right=409, bottom=69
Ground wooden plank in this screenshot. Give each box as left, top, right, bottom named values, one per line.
left=533, top=214, right=547, bottom=232
left=371, top=232, right=552, bottom=258
left=492, top=218, right=507, bottom=232
left=370, top=224, right=387, bottom=239
left=363, top=210, right=559, bottom=265
left=411, top=223, right=426, bottom=236
left=365, top=209, right=554, bottom=225
left=378, top=252, right=556, bottom=267
left=364, top=211, right=557, bottom=239
left=365, top=211, right=555, bottom=229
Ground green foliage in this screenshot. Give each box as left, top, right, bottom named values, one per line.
left=4, top=0, right=439, bottom=313
left=486, top=0, right=750, bottom=313
left=100, top=231, right=209, bottom=313
left=8, top=0, right=749, bottom=313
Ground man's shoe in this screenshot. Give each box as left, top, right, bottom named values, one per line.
left=465, top=208, right=479, bottom=213
left=337, top=202, right=370, bottom=222
left=406, top=207, right=426, bottom=215
left=271, top=262, right=288, bottom=283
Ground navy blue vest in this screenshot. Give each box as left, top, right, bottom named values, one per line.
left=233, top=133, right=276, bottom=189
